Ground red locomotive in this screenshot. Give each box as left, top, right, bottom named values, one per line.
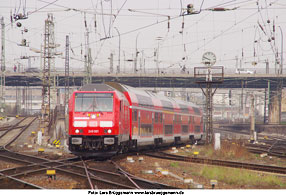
left=68, top=83, right=203, bottom=156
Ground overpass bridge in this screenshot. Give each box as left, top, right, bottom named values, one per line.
left=3, top=72, right=285, bottom=90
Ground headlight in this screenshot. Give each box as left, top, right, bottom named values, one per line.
left=75, top=129, right=80, bottom=134
left=107, top=129, right=112, bottom=134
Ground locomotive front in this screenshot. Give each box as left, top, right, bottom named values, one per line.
left=68, top=91, right=120, bottom=156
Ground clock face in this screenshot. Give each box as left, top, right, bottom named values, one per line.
left=202, top=52, right=216, bottom=66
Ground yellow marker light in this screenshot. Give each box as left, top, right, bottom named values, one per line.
left=186, top=144, right=191, bottom=148
left=193, top=152, right=199, bottom=155
left=31, top=131, right=36, bottom=134
left=16, top=115, right=19, bottom=118
left=56, top=145, right=60, bottom=148
left=46, top=170, right=56, bottom=175
left=38, top=148, right=44, bottom=152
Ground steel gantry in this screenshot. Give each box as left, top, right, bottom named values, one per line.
left=41, top=14, right=54, bottom=134
left=64, top=35, right=70, bottom=110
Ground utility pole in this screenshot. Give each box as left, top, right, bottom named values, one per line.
left=241, top=81, right=244, bottom=123
left=114, top=27, right=120, bottom=74
left=134, top=49, right=138, bottom=73
left=41, top=14, right=54, bottom=135
left=109, top=53, right=113, bottom=74
left=250, top=95, right=256, bottom=142
left=278, top=26, right=283, bottom=124
left=64, top=35, right=70, bottom=111
left=264, top=87, right=267, bottom=124
left=265, top=59, right=269, bottom=74
left=83, top=13, right=92, bottom=85
left=64, top=35, right=69, bottom=137
left=156, top=47, right=159, bottom=75
left=0, top=17, right=5, bottom=116
left=134, top=33, right=140, bottom=74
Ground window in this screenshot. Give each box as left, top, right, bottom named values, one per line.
left=182, top=125, right=189, bottom=134
left=75, top=93, right=113, bottom=112
left=140, top=124, right=152, bottom=136
left=164, top=125, right=173, bottom=135
left=195, top=126, right=201, bottom=133
left=155, top=113, right=159, bottom=123
left=132, top=110, right=138, bottom=122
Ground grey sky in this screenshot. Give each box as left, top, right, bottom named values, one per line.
left=0, top=0, right=285, bottom=74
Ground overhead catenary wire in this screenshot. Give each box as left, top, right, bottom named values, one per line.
left=1, top=0, right=285, bottom=73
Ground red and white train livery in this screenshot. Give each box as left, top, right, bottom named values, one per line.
left=68, top=83, right=203, bottom=156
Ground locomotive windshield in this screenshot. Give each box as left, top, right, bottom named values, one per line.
left=75, top=93, right=113, bottom=112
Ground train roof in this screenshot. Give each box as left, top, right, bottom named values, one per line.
left=79, top=83, right=201, bottom=114
left=106, top=82, right=201, bottom=114
left=79, top=83, right=115, bottom=92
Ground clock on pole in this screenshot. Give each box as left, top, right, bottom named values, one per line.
left=202, top=52, right=216, bottom=66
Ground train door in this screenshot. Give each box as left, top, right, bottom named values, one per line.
left=139, top=110, right=152, bottom=137
left=131, top=109, right=139, bottom=137
left=174, top=114, right=181, bottom=135
left=154, top=112, right=163, bottom=136
left=189, top=116, right=194, bottom=133
left=119, top=100, right=124, bottom=134
left=194, top=116, right=201, bottom=134
left=181, top=115, right=189, bottom=136
left=164, top=113, right=173, bottom=136
left=124, top=101, right=129, bottom=135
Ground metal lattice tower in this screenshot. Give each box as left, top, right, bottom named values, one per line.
left=64, top=35, right=70, bottom=110
left=83, top=13, right=92, bottom=85
left=0, top=17, right=5, bottom=116
left=41, top=14, right=54, bottom=133
left=83, top=33, right=92, bottom=85
left=194, top=66, right=224, bottom=144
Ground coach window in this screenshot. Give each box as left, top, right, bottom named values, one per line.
left=155, top=112, right=158, bottom=123
left=195, top=126, right=201, bottom=133
left=159, top=113, right=163, bottom=123
left=133, top=110, right=138, bottom=122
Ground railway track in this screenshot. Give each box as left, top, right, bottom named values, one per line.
left=0, top=117, right=177, bottom=189
left=0, top=147, right=177, bottom=189
left=0, top=117, right=37, bottom=149
left=143, top=151, right=286, bottom=175
left=214, top=127, right=286, bottom=158
left=51, top=157, right=177, bottom=189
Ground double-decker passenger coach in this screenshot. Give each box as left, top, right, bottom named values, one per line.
left=68, top=83, right=203, bottom=157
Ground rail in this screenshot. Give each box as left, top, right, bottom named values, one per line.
left=143, top=151, right=286, bottom=175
